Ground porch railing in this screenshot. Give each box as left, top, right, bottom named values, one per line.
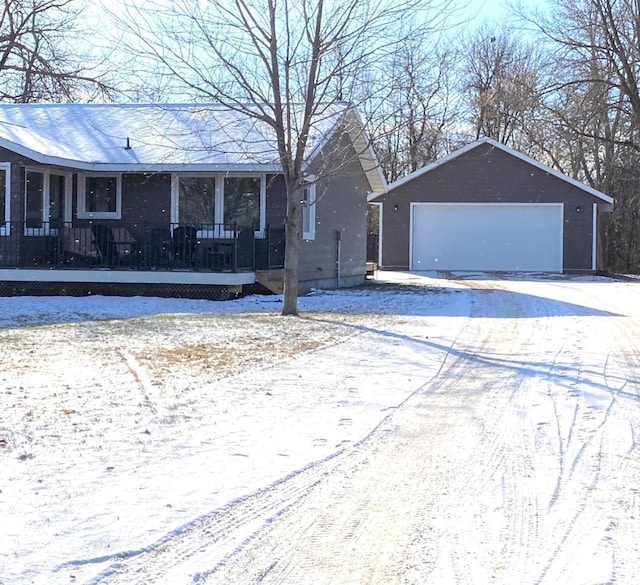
left=0, top=222, right=285, bottom=272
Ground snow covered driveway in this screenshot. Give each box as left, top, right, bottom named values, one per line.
left=1, top=273, right=640, bottom=584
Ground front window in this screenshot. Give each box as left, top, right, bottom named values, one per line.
left=24, top=169, right=70, bottom=234
left=172, top=173, right=265, bottom=236
left=78, top=174, right=121, bottom=219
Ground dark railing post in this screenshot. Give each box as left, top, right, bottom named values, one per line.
left=233, top=222, right=238, bottom=272
left=266, top=225, right=272, bottom=270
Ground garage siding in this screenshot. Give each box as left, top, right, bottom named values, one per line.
left=377, top=143, right=598, bottom=272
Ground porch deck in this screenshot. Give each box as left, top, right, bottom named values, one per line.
left=0, top=222, right=285, bottom=297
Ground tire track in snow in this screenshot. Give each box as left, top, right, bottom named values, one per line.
left=533, top=415, right=613, bottom=584
left=209, top=287, right=550, bottom=585
left=206, top=405, right=446, bottom=583
left=594, top=311, right=640, bottom=584
left=75, top=451, right=347, bottom=584
left=64, top=278, right=640, bottom=585
left=82, top=316, right=469, bottom=585
left=443, top=286, right=550, bottom=583
left=523, top=280, right=640, bottom=584
left=118, top=349, right=158, bottom=414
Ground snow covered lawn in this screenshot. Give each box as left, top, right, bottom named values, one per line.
left=1, top=272, right=640, bottom=584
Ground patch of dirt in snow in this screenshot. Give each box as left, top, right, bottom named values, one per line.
left=0, top=312, right=364, bottom=456
left=133, top=314, right=341, bottom=380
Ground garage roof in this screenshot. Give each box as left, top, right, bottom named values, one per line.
left=369, top=138, right=614, bottom=209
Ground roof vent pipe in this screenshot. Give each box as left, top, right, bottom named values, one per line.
left=124, top=137, right=132, bottom=150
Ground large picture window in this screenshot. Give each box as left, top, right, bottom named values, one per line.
left=0, top=163, right=9, bottom=234
left=24, top=169, right=70, bottom=235
left=172, top=174, right=265, bottom=236
left=78, top=173, right=122, bottom=219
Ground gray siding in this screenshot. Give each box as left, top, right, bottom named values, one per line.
left=378, top=143, right=604, bottom=271
left=299, top=136, right=370, bottom=289
left=265, top=174, right=286, bottom=227
left=122, top=173, right=172, bottom=227
left=116, top=173, right=173, bottom=242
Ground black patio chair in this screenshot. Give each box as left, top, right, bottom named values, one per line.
left=172, top=225, right=198, bottom=267
left=146, top=226, right=172, bottom=267
left=91, top=224, right=119, bottom=266
left=61, top=226, right=100, bottom=266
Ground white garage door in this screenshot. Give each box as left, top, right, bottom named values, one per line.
left=411, top=203, right=563, bottom=272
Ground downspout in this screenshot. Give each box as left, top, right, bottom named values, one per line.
left=336, top=230, right=342, bottom=288
left=592, top=203, right=598, bottom=271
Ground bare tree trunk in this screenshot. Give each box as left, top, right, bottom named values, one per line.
left=282, top=199, right=301, bottom=314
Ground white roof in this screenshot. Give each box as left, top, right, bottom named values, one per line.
left=0, top=102, right=352, bottom=173
left=370, top=137, right=614, bottom=207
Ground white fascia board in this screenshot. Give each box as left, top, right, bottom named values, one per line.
left=0, top=268, right=256, bottom=285
left=344, top=108, right=387, bottom=194
left=81, top=163, right=283, bottom=173
left=353, top=133, right=387, bottom=194
left=303, top=106, right=387, bottom=195
left=479, top=138, right=615, bottom=206
left=386, top=137, right=614, bottom=206
left=386, top=140, right=484, bottom=191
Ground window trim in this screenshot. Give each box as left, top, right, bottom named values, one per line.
left=77, top=172, right=122, bottom=219
left=24, top=167, right=72, bottom=236
left=302, top=184, right=316, bottom=240
left=171, top=172, right=266, bottom=238
left=0, top=162, right=10, bottom=236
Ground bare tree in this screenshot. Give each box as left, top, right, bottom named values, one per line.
left=367, top=37, right=458, bottom=183
left=460, top=26, right=544, bottom=150
left=0, top=0, right=111, bottom=102
left=109, top=0, right=453, bottom=315
left=518, top=0, right=640, bottom=272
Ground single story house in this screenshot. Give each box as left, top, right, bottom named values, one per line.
left=0, top=102, right=384, bottom=299
left=369, top=138, right=614, bottom=273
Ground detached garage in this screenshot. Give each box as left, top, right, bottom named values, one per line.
left=370, top=138, right=614, bottom=273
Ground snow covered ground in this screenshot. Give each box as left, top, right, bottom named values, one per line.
left=1, top=272, right=639, bottom=584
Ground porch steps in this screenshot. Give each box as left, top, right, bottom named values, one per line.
left=255, top=269, right=284, bottom=295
